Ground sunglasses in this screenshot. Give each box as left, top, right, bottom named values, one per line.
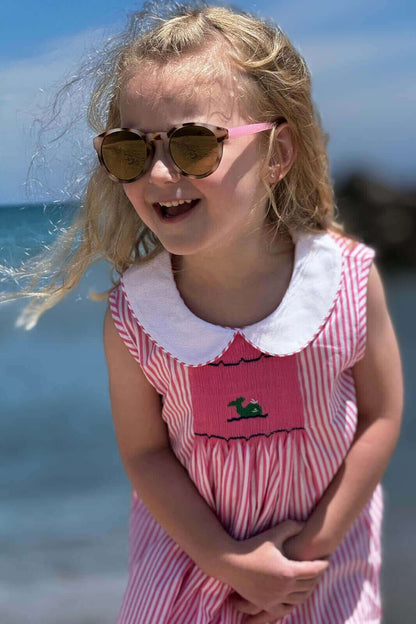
left=93, top=120, right=285, bottom=183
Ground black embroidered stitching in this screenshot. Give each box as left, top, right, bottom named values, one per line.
left=209, top=353, right=273, bottom=367
left=194, top=426, right=305, bottom=442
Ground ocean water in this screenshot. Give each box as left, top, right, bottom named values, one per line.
left=1, top=203, right=415, bottom=623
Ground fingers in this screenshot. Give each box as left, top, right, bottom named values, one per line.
left=228, top=595, right=262, bottom=615
left=229, top=590, right=310, bottom=616
left=286, top=589, right=314, bottom=605
left=245, top=604, right=295, bottom=623
left=292, top=558, right=330, bottom=578
left=245, top=613, right=274, bottom=624
left=295, top=576, right=322, bottom=591
left=293, top=564, right=328, bottom=590
left=230, top=591, right=312, bottom=614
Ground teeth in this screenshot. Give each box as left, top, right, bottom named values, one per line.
left=158, top=199, right=196, bottom=207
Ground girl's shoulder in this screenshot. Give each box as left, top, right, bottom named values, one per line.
left=327, top=229, right=376, bottom=263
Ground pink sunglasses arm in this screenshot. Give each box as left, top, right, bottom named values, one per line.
left=227, top=122, right=274, bottom=138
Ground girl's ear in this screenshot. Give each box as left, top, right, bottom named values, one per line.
left=267, top=122, right=296, bottom=184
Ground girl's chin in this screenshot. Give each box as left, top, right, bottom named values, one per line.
left=154, top=230, right=214, bottom=258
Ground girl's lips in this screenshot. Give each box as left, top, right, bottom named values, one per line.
left=153, top=199, right=201, bottom=223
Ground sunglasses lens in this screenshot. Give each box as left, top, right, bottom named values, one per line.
left=101, top=131, right=147, bottom=181
left=170, top=126, right=219, bottom=176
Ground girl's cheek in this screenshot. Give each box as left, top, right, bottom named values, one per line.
left=122, top=189, right=142, bottom=221
left=195, top=173, right=223, bottom=194
left=122, top=184, right=141, bottom=211
left=122, top=182, right=134, bottom=199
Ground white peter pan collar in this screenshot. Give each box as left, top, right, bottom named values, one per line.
left=121, top=229, right=343, bottom=366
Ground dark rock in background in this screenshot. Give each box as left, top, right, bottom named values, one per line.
left=334, top=172, right=416, bottom=269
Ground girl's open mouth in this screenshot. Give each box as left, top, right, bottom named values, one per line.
left=153, top=199, right=200, bottom=222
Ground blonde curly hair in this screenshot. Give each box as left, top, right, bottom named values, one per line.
left=2, top=1, right=353, bottom=329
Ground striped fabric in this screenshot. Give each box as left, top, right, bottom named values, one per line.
left=109, top=232, right=382, bottom=623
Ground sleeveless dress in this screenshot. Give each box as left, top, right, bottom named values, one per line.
left=109, top=228, right=383, bottom=624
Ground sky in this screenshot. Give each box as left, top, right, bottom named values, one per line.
left=1, top=0, right=415, bottom=204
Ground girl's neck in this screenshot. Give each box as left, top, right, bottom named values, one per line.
left=171, top=228, right=295, bottom=328
left=172, top=227, right=294, bottom=290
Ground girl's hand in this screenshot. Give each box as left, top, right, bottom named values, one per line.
left=227, top=594, right=295, bottom=624
left=225, top=520, right=329, bottom=621
left=227, top=590, right=298, bottom=623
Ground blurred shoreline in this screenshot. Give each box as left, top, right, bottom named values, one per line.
left=334, top=171, right=416, bottom=269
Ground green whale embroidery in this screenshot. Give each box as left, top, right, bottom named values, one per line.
left=227, top=397, right=268, bottom=422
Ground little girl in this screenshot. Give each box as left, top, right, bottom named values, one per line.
left=4, top=3, right=403, bottom=623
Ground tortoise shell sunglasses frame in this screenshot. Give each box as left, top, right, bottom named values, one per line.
left=93, top=119, right=286, bottom=183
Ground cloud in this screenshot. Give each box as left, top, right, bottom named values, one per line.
left=0, top=27, right=107, bottom=204
left=301, top=30, right=416, bottom=173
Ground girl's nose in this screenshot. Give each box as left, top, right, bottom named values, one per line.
left=148, top=142, right=181, bottom=185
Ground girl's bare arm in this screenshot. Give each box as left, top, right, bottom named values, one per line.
left=103, top=306, right=239, bottom=578
left=284, top=263, right=404, bottom=561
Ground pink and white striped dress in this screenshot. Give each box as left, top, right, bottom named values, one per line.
left=109, top=228, right=382, bottom=624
